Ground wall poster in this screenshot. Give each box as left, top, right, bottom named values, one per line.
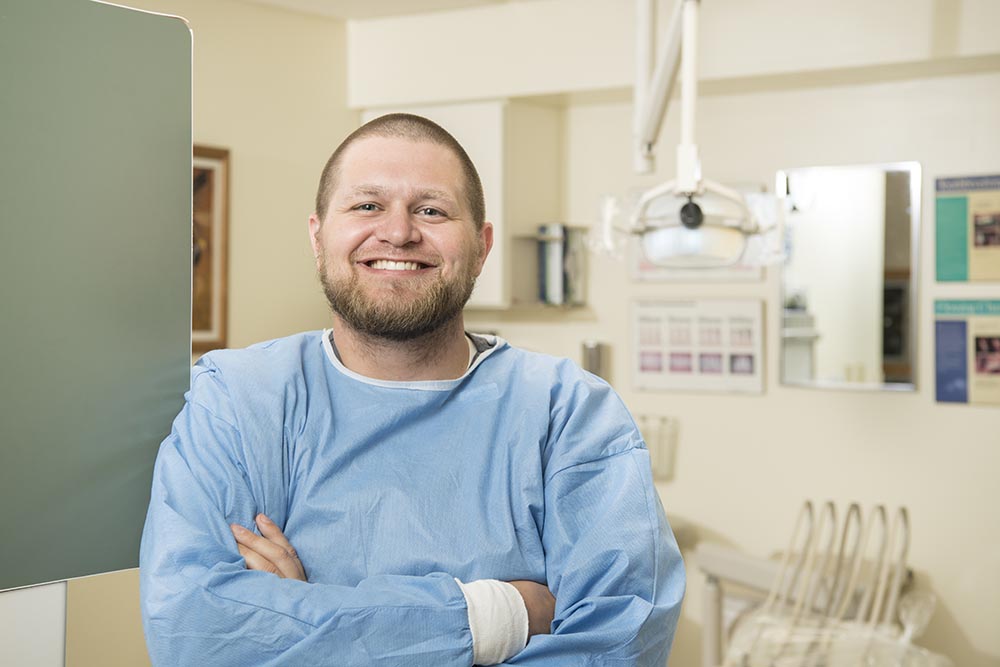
left=935, top=300, right=1000, bottom=406
left=936, top=175, right=1000, bottom=282
left=633, top=300, right=764, bottom=393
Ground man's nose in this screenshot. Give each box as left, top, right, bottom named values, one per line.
left=375, top=207, right=421, bottom=246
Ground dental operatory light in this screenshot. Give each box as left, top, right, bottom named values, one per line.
left=594, top=0, right=781, bottom=268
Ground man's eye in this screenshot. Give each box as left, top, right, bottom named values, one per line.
left=354, top=203, right=379, bottom=212
left=417, top=207, right=443, bottom=217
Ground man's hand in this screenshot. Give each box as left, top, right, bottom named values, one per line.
left=230, top=514, right=307, bottom=581
left=508, top=580, right=556, bottom=637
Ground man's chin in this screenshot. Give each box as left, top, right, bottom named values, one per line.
left=356, top=276, right=431, bottom=298
left=337, top=307, right=458, bottom=342
left=319, top=266, right=475, bottom=341
left=354, top=286, right=429, bottom=311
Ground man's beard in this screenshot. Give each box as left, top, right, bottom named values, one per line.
left=318, top=251, right=477, bottom=342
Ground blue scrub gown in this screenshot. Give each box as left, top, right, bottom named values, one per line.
left=140, top=331, right=684, bottom=666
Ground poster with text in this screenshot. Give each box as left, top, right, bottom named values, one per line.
left=935, top=300, right=1000, bottom=406
left=936, top=175, right=1000, bottom=282
left=633, top=300, right=764, bottom=393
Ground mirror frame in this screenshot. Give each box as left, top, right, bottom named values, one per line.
left=777, top=161, right=921, bottom=392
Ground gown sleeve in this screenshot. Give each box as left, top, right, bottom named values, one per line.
left=504, top=373, right=686, bottom=666
left=139, top=365, right=474, bottom=667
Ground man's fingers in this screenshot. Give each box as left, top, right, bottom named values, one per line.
left=254, top=514, right=308, bottom=581
left=236, top=543, right=282, bottom=577
left=230, top=521, right=306, bottom=581
left=231, top=524, right=298, bottom=579
left=255, top=514, right=296, bottom=553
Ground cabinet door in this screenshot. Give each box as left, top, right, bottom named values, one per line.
left=361, top=102, right=507, bottom=308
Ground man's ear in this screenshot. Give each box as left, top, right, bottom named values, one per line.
left=475, top=221, right=494, bottom=276
left=308, top=213, right=323, bottom=268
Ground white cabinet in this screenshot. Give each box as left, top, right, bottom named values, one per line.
left=361, top=99, right=563, bottom=309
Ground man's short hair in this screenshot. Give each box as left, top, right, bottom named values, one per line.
left=315, top=113, right=486, bottom=230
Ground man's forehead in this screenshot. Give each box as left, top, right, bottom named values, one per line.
left=334, top=136, right=465, bottom=197
left=340, top=135, right=457, bottom=166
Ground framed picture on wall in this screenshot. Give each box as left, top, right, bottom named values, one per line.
left=192, top=145, right=229, bottom=353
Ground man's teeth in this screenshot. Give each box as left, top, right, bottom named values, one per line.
left=369, top=259, right=422, bottom=271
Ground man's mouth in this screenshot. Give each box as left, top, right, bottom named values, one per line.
left=364, top=259, right=431, bottom=271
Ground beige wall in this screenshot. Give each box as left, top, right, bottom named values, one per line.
left=348, top=0, right=1000, bottom=108
left=66, top=571, right=147, bottom=667
left=348, top=2, right=1000, bottom=666
left=130, top=0, right=356, bottom=349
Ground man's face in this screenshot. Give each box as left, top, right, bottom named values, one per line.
left=308, top=135, right=493, bottom=341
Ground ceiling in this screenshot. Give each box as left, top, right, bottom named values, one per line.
left=236, top=0, right=543, bottom=20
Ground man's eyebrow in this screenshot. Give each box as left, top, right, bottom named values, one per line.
left=415, top=189, right=458, bottom=205
left=342, top=185, right=459, bottom=208
left=345, top=185, right=389, bottom=198
left=344, top=185, right=454, bottom=199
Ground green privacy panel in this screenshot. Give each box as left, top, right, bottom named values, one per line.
left=0, top=0, right=192, bottom=590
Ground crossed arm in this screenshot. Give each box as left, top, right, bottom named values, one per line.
left=142, top=430, right=681, bottom=666
left=231, top=514, right=557, bottom=645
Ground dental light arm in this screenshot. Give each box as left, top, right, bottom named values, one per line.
left=633, top=0, right=749, bottom=219
left=633, top=0, right=683, bottom=175
left=609, top=0, right=777, bottom=268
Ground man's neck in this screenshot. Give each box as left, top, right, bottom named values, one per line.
left=329, top=316, right=471, bottom=381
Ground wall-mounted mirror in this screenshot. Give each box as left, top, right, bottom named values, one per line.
left=778, top=162, right=920, bottom=391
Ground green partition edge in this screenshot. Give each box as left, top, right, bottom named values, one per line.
left=0, top=0, right=192, bottom=590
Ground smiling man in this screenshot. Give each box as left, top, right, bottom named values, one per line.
left=140, top=114, right=684, bottom=666
left=310, top=129, right=491, bottom=378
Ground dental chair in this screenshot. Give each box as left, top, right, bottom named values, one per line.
left=695, top=501, right=951, bottom=667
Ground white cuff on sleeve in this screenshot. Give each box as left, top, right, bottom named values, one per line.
left=455, top=578, right=529, bottom=665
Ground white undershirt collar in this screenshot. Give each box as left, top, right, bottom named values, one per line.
left=321, top=329, right=502, bottom=391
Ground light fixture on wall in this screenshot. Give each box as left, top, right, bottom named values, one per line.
left=595, top=0, right=781, bottom=268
